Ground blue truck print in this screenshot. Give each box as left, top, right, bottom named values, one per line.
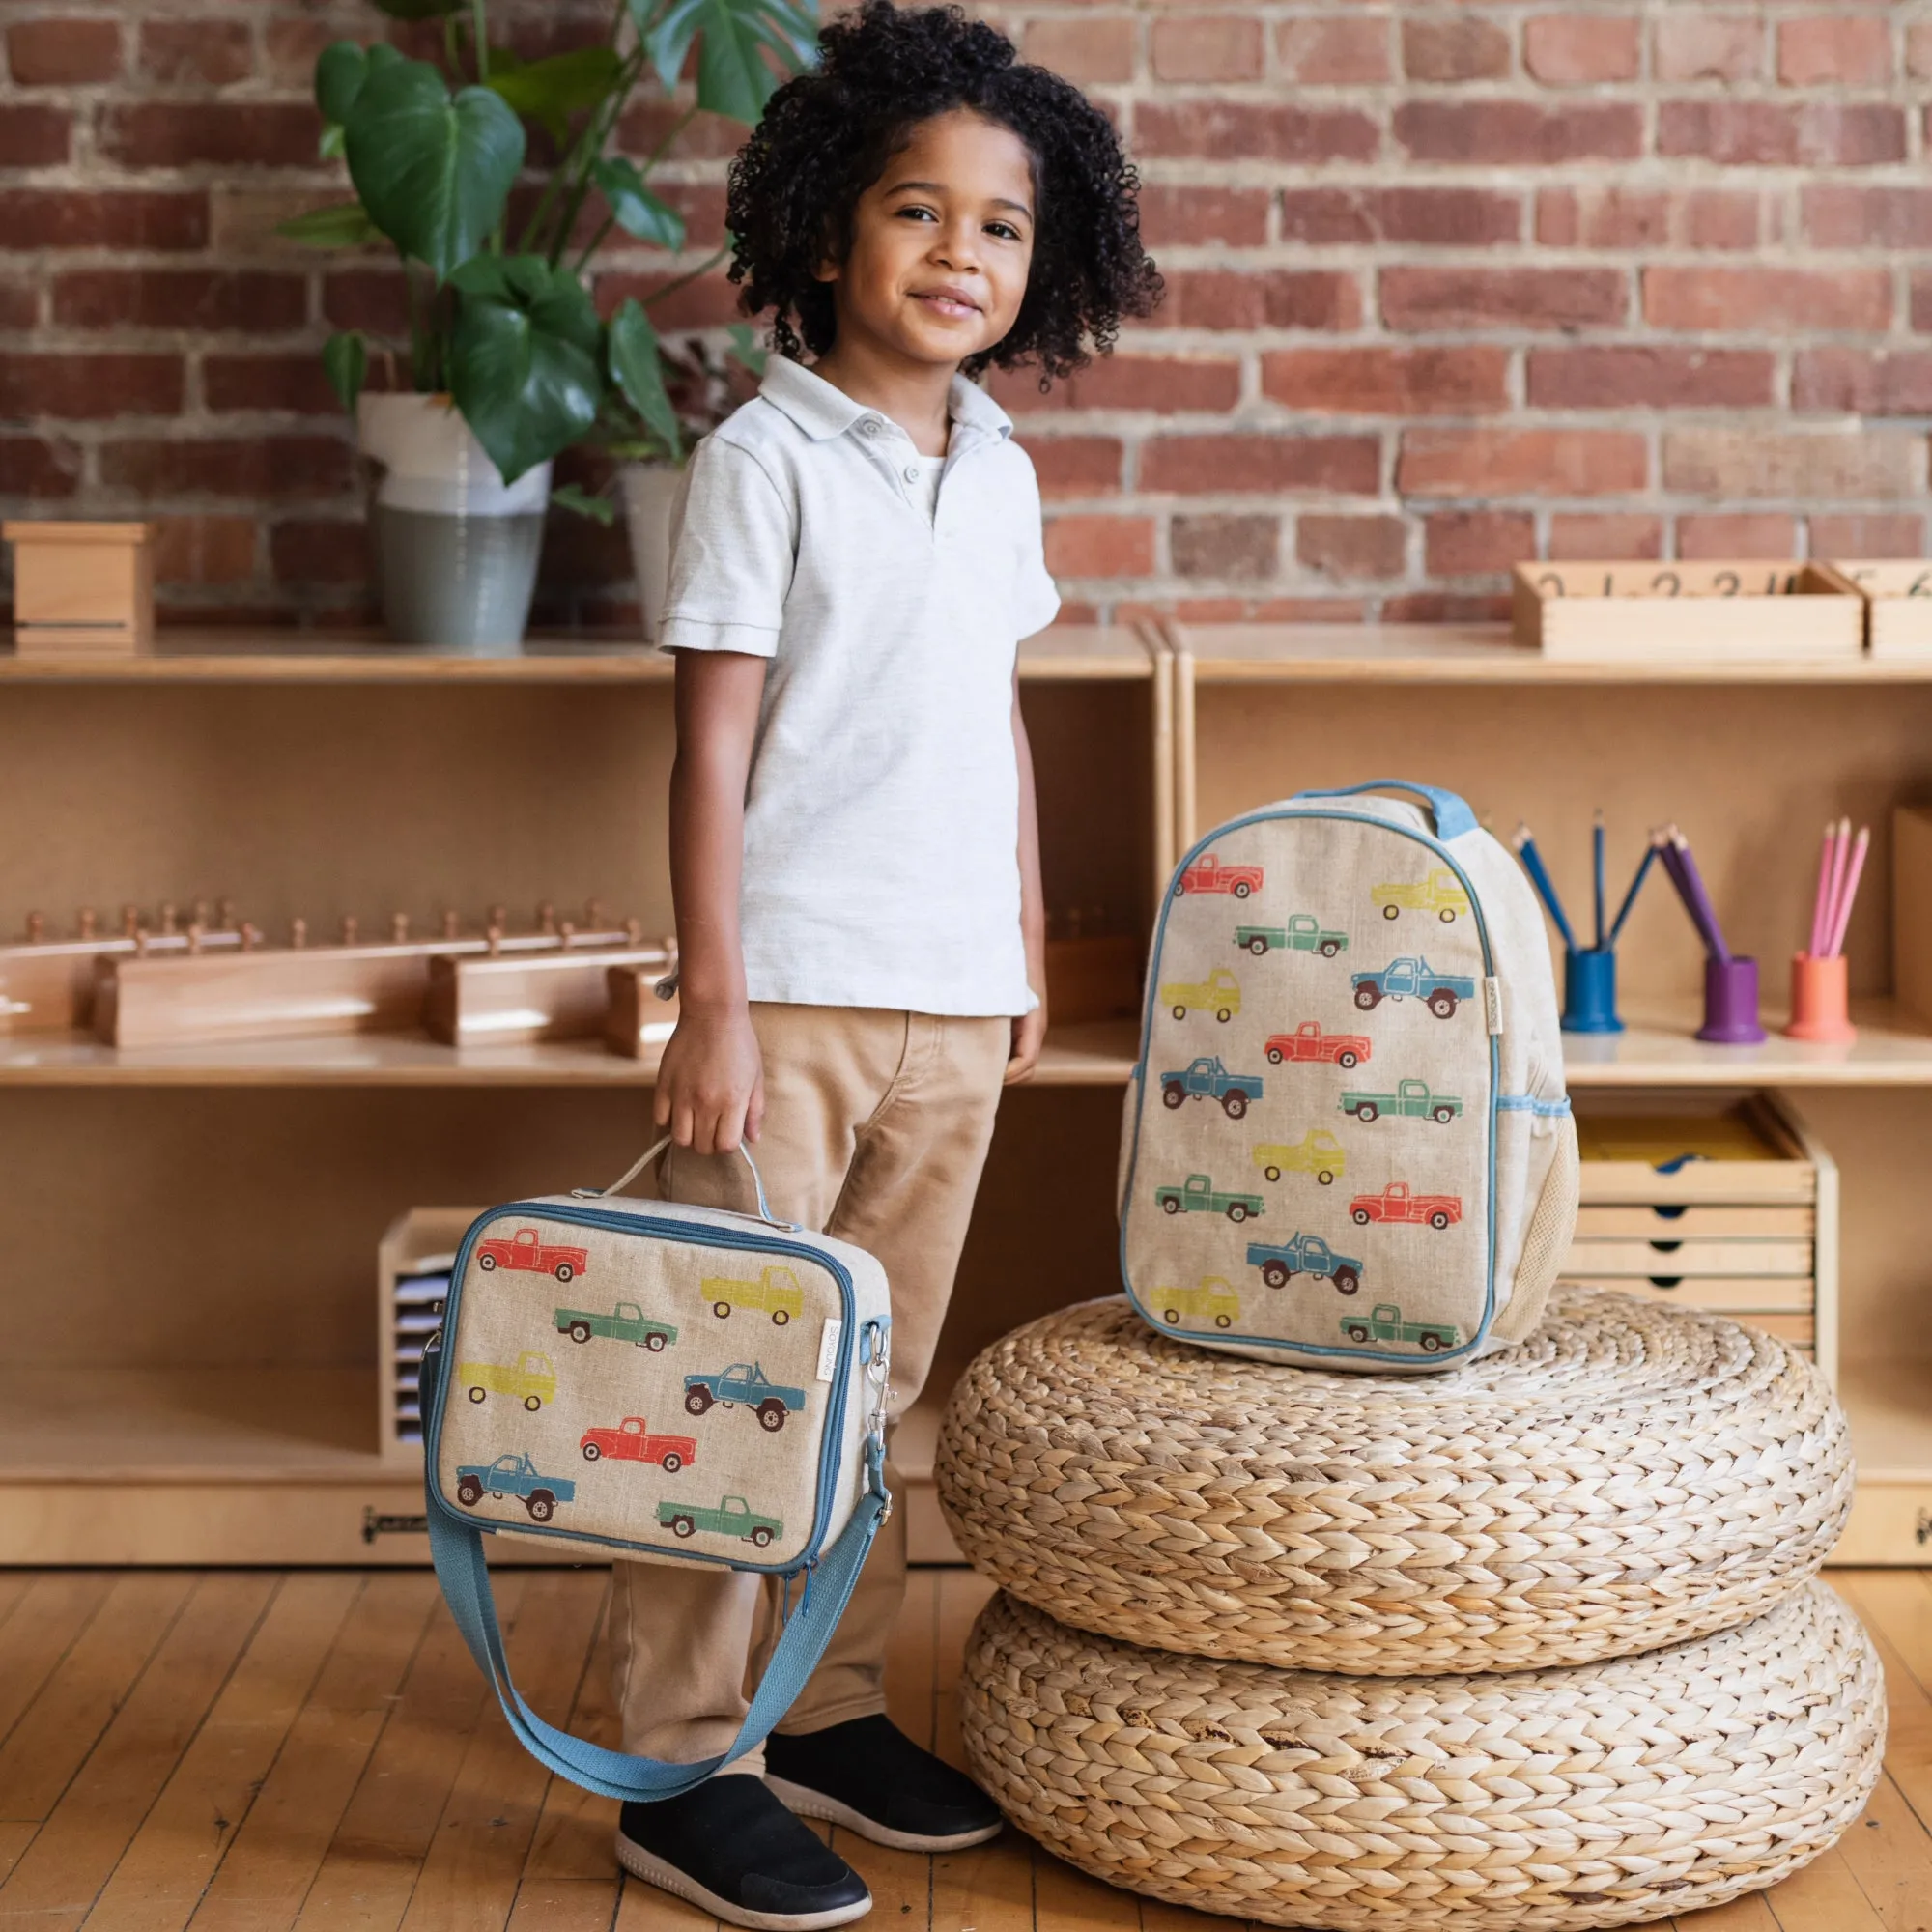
left=453, top=1451, right=576, bottom=1522
left=1352, top=956, right=1477, bottom=1020
left=1246, top=1233, right=1364, bottom=1295
left=1159, top=1056, right=1264, bottom=1120
left=684, top=1361, right=808, bottom=1433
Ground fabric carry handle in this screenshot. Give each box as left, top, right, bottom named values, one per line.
left=1291, top=779, right=1479, bottom=842
left=420, top=1334, right=888, bottom=1801
left=588, top=1133, right=791, bottom=1231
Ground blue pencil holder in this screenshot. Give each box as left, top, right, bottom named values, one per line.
left=1562, top=947, right=1623, bottom=1035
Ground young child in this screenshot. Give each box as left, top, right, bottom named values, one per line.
left=609, top=3, right=1159, bottom=1920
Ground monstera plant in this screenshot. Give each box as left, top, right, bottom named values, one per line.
left=277, top=0, right=813, bottom=645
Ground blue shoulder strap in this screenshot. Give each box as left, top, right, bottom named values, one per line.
left=419, top=1339, right=888, bottom=1803
left=1292, top=779, right=1479, bottom=841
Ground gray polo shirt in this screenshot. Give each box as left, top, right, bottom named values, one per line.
left=660, top=357, right=1059, bottom=1017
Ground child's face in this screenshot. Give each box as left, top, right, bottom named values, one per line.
left=817, top=108, right=1036, bottom=370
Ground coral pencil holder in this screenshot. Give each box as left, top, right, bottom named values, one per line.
left=1787, top=952, right=1856, bottom=1043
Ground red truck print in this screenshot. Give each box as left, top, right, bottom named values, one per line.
left=1349, top=1182, right=1463, bottom=1231
left=579, top=1415, right=697, bottom=1472
left=476, top=1226, right=588, bottom=1284
left=1264, top=1021, right=1371, bottom=1070
left=1176, top=853, right=1264, bottom=900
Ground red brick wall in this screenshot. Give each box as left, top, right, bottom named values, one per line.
left=2, top=2, right=1927, bottom=626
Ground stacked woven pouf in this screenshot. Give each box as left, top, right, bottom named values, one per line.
left=935, top=1287, right=1882, bottom=1930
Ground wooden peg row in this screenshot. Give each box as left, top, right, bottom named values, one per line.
left=340, top=915, right=358, bottom=946
left=390, top=912, right=410, bottom=945
left=291, top=917, right=308, bottom=950
left=442, top=909, right=460, bottom=941
left=77, top=908, right=96, bottom=940
left=24, top=911, right=43, bottom=943
left=122, top=905, right=139, bottom=939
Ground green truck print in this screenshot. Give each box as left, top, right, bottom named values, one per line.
left=1236, top=914, right=1347, bottom=958
left=554, top=1300, right=677, bottom=1351
left=1340, top=1303, right=1463, bottom=1353
left=658, top=1494, right=783, bottom=1548
left=1339, top=1078, right=1463, bottom=1125
left=1154, top=1172, right=1264, bottom=1223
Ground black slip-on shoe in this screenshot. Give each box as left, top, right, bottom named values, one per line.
left=765, top=1714, right=1004, bottom=1853
left=615, top=1774, right=872, bottom=1930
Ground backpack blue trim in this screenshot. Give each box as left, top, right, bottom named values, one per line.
left=424, top=1203, right=860, bottom=1577
left=1122, top=804, right=1500, bottom=1366
left=1497, top=1094, right=1572, bottom=1117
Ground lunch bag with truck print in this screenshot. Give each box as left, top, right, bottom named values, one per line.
left=1120, top=780, right=1578, bottom=1371
left=421, top=1136, right=892, bottom=1800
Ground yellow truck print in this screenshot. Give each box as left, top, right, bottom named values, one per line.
left=1159, top=965, right=1241, bottom=1023
left=703, top=1265, right=805, bottom=1326
left=1148, top=1278, right=1242, bottom=1329
left=457, top=1349, right=556, bottom=1412
left=1252, top=1130, right=1347, bottom=1185
left=1374, top=868, right=1469, bottom=923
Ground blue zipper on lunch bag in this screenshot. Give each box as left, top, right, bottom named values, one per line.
left=1122, top=803, right=1502, bottom=1365
left=426, top=1204, right=864, bottom=1575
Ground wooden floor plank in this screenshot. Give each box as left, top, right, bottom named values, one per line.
left=504, top=1876, right=620, bottom=1932
left=82, top=1573, right=362, bottom=1932
left=523, top=1575, right=620, bottom=1890
left=395, top=1570, right=608, bottom=1932
left=1833, top=1577, right=1932, bottom=1845
left=0, top=1824, right=34, bottom=1888
left=832, top=1828, right=929, bottom=1921
left=1035, top=1846, right=1140, bottom=1932
left=0, top=1572, right=175, bottom=1820
left=1761, top=1841, right=1890, bottom=1930
left=188, top=1573, right=441, bottom=1932
left=1807, top=1774, right=1932, bottom=1932
left=294, top=1572, right=531, bottom=1932
left=1672, top=1893, right=1781, bottom=1928
left=930, top=1832, right=1032, bottom=1932
left=0, top=1577, right=37, bottom=1645
left=0, top=1573, right=277, bottom=1931
left=611, top=1871, right=716, bottom=1932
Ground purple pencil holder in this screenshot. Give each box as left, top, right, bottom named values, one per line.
left=1697, top=954, right=1765, bottom=1044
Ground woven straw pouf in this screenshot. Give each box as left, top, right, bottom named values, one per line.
left=937, top=1289, right=1852, bottom=1675
left=963, top=1581, right=1883, bottom=1931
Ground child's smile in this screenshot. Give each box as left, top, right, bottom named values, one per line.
left=815, top=107, right=1037, bottom=374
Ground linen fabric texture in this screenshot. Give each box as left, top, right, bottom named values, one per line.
left=1120, top=786, right=1579, bottom=1370
left=432, top=1192, right=889, bottom=1575
left=658, top=357, right=1058, bottom=1018
left=611, top=1002, right=1011, bottom=1767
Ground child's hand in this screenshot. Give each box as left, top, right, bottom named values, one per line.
left=1005, top=999, right=1046, bottom=1085
left=654, top=1004, right=766, bottom=1153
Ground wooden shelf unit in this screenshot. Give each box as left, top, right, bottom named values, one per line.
left=1164, top=618, right=1932, bottom=1566
left=0, top=622, right=1166, bottom=1564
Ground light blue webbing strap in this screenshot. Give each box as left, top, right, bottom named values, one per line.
left=420, top=1340, right=888, bottom=1802
left=1291, top=780, right=1479, bottom=842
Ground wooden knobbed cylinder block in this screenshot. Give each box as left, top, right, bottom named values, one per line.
left=605, top=963, right=681, bottom=1059
left=425, top=942, right=673, bottom=1047
left=4, top=521, right=154, bottom=654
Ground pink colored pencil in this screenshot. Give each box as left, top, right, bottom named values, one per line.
left=1825, top=825, right=1869, bottom=960
left=1805, top=822, right=1835, bottom=959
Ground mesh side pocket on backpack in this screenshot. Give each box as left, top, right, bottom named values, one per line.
left=1490, top=1109, right=1579, bottom=1346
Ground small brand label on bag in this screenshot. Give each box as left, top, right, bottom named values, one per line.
left=1483, top=977, right=1504, bottom=1034
left=815, top=1318, right=843, bottom=1382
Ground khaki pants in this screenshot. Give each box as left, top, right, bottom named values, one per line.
left=611, top=1003, right=1010, bottom=1768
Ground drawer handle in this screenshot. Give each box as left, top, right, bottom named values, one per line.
left=1648, top=1239, right=1684, bottom=1255
left=1648, top=1276, right=1684, bottom=1290
left=1651, top=1205, right=1688, bottom=1222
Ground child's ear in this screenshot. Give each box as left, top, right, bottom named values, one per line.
left=812, top=257, right=840, bottom=284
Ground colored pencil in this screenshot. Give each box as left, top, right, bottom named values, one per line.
left=1607, top=836, right=1659, bottom=946
left=1512, top=823, right=1577, bottom=951
left=1658, top=829, right=1720, bottom=959
left=1806, top=822, right=1836, bottom=959
left=1669, top=823, right=1731, bottom=958
left=1824, top=825, right=1869, bottom=960
left=1669, top=826, right=1729, bottom=963
left=1593, top=812, right=1605, bottom=950
left=1821, top=816, right=1852, bottom=960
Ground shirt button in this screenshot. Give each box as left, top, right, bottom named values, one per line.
left=859, top=418, right=881, bottom=436
left=903, top=464, right=920, bottom=483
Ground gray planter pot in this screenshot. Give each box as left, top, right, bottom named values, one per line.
left=358, top=392, right=551, bottom=653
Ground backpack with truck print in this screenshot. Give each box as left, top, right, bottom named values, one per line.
left=1120, top=780, right=1578, bottom=1371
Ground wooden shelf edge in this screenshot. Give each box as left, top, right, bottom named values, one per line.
left=0, top=1019, right=1141, bottom=1087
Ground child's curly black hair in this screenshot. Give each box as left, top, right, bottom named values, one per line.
left=725, top=0, right=1162, bottom=383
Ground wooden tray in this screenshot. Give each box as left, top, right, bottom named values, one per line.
left=1818, top=560, right=1932, bottom=659
left=1565, top=1275, right=1815, bottom=1314
left=1574, top=1204, right=1814, bottom=1237
left=1563, top=1237, right=1812, bottom=1277
left=1512, top=562, right=1862, bottom=663
left=1574, top=1096, right=1816, bottom=1204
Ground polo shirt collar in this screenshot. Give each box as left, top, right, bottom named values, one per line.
left=760, top=355, right=1013, bottom=443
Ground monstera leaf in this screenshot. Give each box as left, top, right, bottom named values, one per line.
left=485, top=46, right=624, bottom=141
left=314, top=40, right=405, bottom=127
left=636, top=0, right=819, bottom=124
left=591, top=158, right=686, bottom=250
left=608, top=298, right=682, bottom=458
left=274, top=201, right=381, bottom=248
left=343, top=57, right=525, bottom=278
left=448, top=255, right=603, bottom=481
